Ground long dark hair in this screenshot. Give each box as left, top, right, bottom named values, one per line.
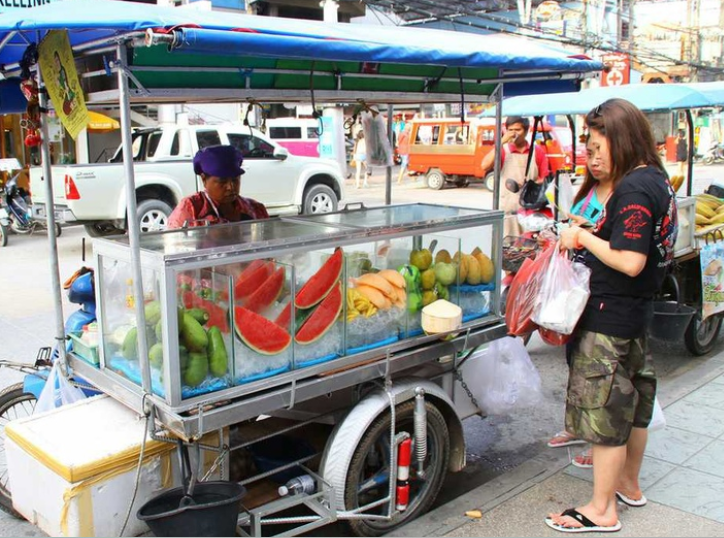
left=574, top=98, right=665, bottom=206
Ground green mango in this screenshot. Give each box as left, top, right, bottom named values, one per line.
left=181, top=313, right=209, bottom=352
left=122, top=327, right=138, bottom=360
left=155, top=319, right=164, bottom=343
left=148, top=343, right=164, bottom=369
left=397, top=264, right=421, bottom=293
left=144, top=301, right=162, bottom=326
left=207, top=326, right=228, bottom=378
left=183, top=351, right=209, bottom=387
left=179, top=345, right=189, bottom=371
left=186, top=307, right=210, bottom=326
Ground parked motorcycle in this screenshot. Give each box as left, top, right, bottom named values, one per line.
left=702, top=141, right=724, bottom=165
left=0, top=172, right=61, bottom=245
left=0, top=266, right=100, bottom=517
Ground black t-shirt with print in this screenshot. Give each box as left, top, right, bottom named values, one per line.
left=577, top=166, right=678, bottom=339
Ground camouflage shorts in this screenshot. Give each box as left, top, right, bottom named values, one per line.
left=565, top=331, right=657, bottom=446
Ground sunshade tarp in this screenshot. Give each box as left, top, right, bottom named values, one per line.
left=480, top=81, right=724, bottom=117
left=0, top=0, right=601, bottom=98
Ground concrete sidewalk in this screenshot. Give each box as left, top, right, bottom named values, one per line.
left=392, top=348, right=724, bottom=537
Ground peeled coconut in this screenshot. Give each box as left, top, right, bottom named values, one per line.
left=421, top=299, right=462, bottom=338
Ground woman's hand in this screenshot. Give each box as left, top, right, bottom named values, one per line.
left=560, top=225, right=582, bottom=250
left=567, top=213, right=589, bottom=227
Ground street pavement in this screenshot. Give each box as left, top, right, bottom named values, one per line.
left=392, top=346, right=724, bottom=537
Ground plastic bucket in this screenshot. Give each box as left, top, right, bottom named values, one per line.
left=649, top=301, right=696, bottom=341
left=137, top=481, right=246, bottom=537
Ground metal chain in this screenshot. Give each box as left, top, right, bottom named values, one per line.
left=453, top=368, right=484, bottom=417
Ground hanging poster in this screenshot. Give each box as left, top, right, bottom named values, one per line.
left=38, top=30, right=88, bottom=140
left=700, top=238, right=724, bottom=320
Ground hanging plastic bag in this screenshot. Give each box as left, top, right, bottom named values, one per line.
left=35, top=361, right=87, bottom=414
left=469, top=337, right=544, bottom=415
left=545, top=172, right=574, bottom=216
left=519, top=178, right=550, bottom=210
left=361, top=109, right=394, bottom=167
left=648, top=396, right=666, bottom=432
left=505, top=244, right=555, bottom=336
left=532, top=244, right=591, bottom=335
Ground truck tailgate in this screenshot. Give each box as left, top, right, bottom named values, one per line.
left=29, top=166, right=67, bottom=208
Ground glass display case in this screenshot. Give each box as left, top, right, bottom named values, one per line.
left=81, top=204, right=504, bottom=421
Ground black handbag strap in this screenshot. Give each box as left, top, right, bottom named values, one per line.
left=525, top=116, right=542, bottom=180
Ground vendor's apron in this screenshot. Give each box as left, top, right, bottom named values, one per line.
left=500, top=146, right=538, bottom=237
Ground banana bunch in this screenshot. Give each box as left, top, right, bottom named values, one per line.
left=352, top=270, right=407, bottom=311
left=347, top=288, right=377, bottom=321
left=695, top=194, right=724, bottom=231
left=670, top=175, right=685, bottom=193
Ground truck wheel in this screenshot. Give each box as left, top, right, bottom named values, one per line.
left=0, top=383, right=36, bottom=518
left=342, top=400, right=450, bottom=537
left=426, top=170, right=446, bottom=190
left=137, top=199, right=172, bottom=233
left=85, top=222, right=124, bottom=237
left=684, top=312, right=722, bottom=356
left=303, top=184, right=338, bottom=214
left=483, top=172, right=495, bottom=192
left=0, top=224, right=7, bottom=247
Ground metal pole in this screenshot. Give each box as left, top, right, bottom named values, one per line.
left=492, top=83, right=503, bottom=211
left=386, top=103, right=393, bottom=206
left=686, top=109, right=694, bottom=197
left=117, top=44, right=151, bottom=394
left=37, top=64, right=67, bottom=368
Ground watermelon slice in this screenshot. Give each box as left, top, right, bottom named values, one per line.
left=295, top=248, right=343, bottom=309
left=244, top=266, right=285, bottom=314
left=234, top=260, right=273, bottom=300
left=234, top=306, right=292, bottom=355
left=275, top=302, right=292, bottom=330
left=295, top=282, right=343, bottom=345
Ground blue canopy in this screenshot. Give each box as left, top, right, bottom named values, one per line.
left=480, top=81, right=724, bottom=117
left=0, top=0, right=601, bottom=101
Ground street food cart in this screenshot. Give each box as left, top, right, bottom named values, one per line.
left=487, top=82, right=724, bottom=356
left=0, top=1, right=601, bottom=535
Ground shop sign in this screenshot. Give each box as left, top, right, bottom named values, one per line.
left=601, top=53, right=630, bottom=87
left=0, top=0, right=63, bottom=12
left=38, top=30, right=88, bottom=140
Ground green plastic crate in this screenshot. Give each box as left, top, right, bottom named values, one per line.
left=69, top=332, right=100, bottom=366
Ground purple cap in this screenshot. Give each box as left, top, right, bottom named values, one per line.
left=193, top=145, right=245, bottom=177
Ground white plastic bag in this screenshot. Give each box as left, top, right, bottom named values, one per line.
left=545, top=172, right=574, bottom=216
left=361, top=109, right=394, bottom=166
left=469, top=337, right=544, bottom=415
left=532, top=246, right=591, bottom=335
left=648, top=396, right=666, bottom=432
left=35, top=361, right=87, bottom=414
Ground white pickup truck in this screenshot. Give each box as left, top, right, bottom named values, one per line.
left=30, top=124, right=345, bottom=236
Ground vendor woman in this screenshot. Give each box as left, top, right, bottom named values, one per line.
left=167, top=145, right=269, bottom=229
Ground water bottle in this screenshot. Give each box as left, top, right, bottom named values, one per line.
left=278, top=474, right=316, bottom=497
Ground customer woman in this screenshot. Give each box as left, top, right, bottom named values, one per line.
left=546, top=137, right=616, bottom=460
left=545, top=99, right=677, bottom=533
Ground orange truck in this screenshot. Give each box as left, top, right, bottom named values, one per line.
left=406, top=117, right=583, bottom=190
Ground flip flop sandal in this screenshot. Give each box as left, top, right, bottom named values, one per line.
left=547, top=431, right=587, bottom=448
left=545, top=508, right=622, bottom=533
left=571, top=449, right=593, bottom=469
left=616, top=491, right=647, bottom=507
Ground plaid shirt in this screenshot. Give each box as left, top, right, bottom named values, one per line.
left=167, top=192, right=269, bottom=229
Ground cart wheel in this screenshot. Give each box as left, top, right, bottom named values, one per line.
left=0, top=224, right=7, bottom=247
left=426, top=169, right=446, bottom=190
left=0, top=383, right=37, bottom=518
left=55, top=223, right=62, bottom=238
left=684, top=312, right=723, bottom=356
left=342, top=400, right=449, bottom=537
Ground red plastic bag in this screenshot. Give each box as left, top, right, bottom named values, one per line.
left=505, top=244, right=555, bottom=336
